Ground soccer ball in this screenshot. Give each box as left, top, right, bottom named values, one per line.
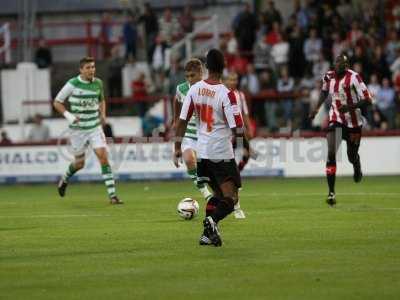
left=177, top=198, right=199, bottom=220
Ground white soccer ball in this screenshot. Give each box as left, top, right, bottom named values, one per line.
left=177, top=198, right=199, bottom=220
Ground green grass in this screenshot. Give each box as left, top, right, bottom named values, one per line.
left=1, top=176, right=400, bottom=300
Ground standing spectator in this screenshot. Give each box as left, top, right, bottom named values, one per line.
left=158, top=8, right=179, bottom=47
left=179, top=5, right=194, bottom=34
left=376, top=78, right=397, bottom=129
left=99, top=13, right=113, bottom=59
left=132, top=72, right=149, bottom=119
left=277, top=66, right=295, bottom=131
left=107, top=46, right=124, bottom=100
left=122, top=14, right=138, bottom=60
left=232, top=3, right=258, bottom=54
left=303, top=27, right=322, bottom=67
left=288, top=24, right=305, bottom=79
left=27, top=114, right=50, bottom=142
left=265, top=21, right=282, bottom=46
left=0, top=130, right=12, bottom=146
left=262, top=1, right=282, bottom=32
left=366, top=73, right=381, bottom=126
left=34, top=39, right=52, bottom=68
left=138, top=3, right=159, bottom=63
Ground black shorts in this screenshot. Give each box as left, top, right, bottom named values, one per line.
left=327, top=122, right=362, bottom=144
left=197, top=158, right=242, bottom=193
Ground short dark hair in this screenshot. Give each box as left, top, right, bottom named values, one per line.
left=205, top=49, right=225, bottom=74
left=79, top=57, right=95, bottom=68
left=184, top=58, right=202, bottom=73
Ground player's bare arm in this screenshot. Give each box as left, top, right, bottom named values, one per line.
left=53, top=101, right=79, bottom=124
left=99, top=99, right=106, bottom=126
left=172, top=96, right=182, bottom=129
left=309, top=90, right=329, bottom=120
left=338, top=95, right=372, bottom=113
left=173, top=118, right=189, bottom=167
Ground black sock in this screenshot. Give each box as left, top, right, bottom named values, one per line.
left=326, top=161, right=336, bottom=194
left=210, top=197, right=234, bottom=223
left=205, top=196, right=220, bottom=217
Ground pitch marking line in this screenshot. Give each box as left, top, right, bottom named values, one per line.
left=0, top=214, right=111, bottom=219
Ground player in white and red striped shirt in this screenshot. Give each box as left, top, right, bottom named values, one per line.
left=310, top=54, right=372, bottom=206
left=174, top=49, right=250, bottom=246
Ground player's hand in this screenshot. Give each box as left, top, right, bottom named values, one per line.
left=309, top=108, right=319, bottom=120
left=100, top=116, right=106, bottom=127
left=173, top=149, right=182, bottom=168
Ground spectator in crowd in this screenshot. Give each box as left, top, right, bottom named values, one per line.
left=369, top=45, right=390, bottom=80
left=303, top=27, right=322, bottom=67
left=298, top=68, right=315, bottom=129
left=347, top=21, right=363, bottom=47
left=271, top=33, right=289, bottom=71
left=265, top=21, right=282, bottom=46
left=27, top=114, right=50, bottom=142
left=232, top=3, right=259, bottom=55
left=34, top=39, right=52, bottom=68
left=107, top=46, right=125, bottom=100
left=179, top=5, right=194, bottom=34
left=261, top=1, right=282, bottom=32
left=331, top=31, right=348, bottom=60
left=122, top=14, right=138, bottom=60
left=309, top=79, right=327, bottom=129
left=260, top=70, right=277, bottom=131
left=368, top=74, right=381, bottom=97
left=99, top=13, right=113, bottom=59
left=138, top=3, right=159, bottom=63
left=277, top=66, right=295, bottom=131
left=376, top=78, right=397, bottom=129
left=312, top=53, right=330, bottom=80
left=158, top=8, right=179, bottom=47
left=240, top=63, right=260, bottom=96
left=0, top=130, right=12, bottom=146
left=385, top=29, right=400, bottom=66
left=132, top=72, right=149, bottom=119
left=288, top=24, right=305, bottom=79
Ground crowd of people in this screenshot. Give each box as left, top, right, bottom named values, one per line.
left=223, top=0, right=400, bottom=132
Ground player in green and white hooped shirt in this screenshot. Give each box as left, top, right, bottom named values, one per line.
left=173, top=59, right=212, bottom=201
left=53, top=57, right=122, bottom=204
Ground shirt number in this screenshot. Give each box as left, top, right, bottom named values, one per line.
left=196, top=104, right=213, bottom=132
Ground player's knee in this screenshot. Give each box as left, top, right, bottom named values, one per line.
left=74, top=160, right=85, bottom=170
left=184, top=157, right=196, bottom=170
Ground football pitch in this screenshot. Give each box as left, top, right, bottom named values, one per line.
left=1, top=176, right=400, bottom=300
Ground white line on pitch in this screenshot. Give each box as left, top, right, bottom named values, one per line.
left=0, top=214, right=112, bottom=219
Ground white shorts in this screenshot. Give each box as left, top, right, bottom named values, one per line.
left=181, top=137, right=197, bottom=153
left=69, top=126, right=107, bottom=156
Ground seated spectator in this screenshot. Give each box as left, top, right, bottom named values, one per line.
left=385, top=29, right=400, bottom=66
left=271, top=33, right=289, bottom=71
left=376, top=78, right=396, bottom=129
left=312, top=53, right=330, bottom=80
left=34, top=39, right=52, bottom=68
left=331, top=31, right=348, bottom=60
left=347, top=21, right=364, bottom=47
left=260, top=70, right=277, bottom=131
left=240, top=63, right=260, bottom=95
left=0, top=130, right=12, bottom=146
left=27, top=114, right=50, bottom=142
